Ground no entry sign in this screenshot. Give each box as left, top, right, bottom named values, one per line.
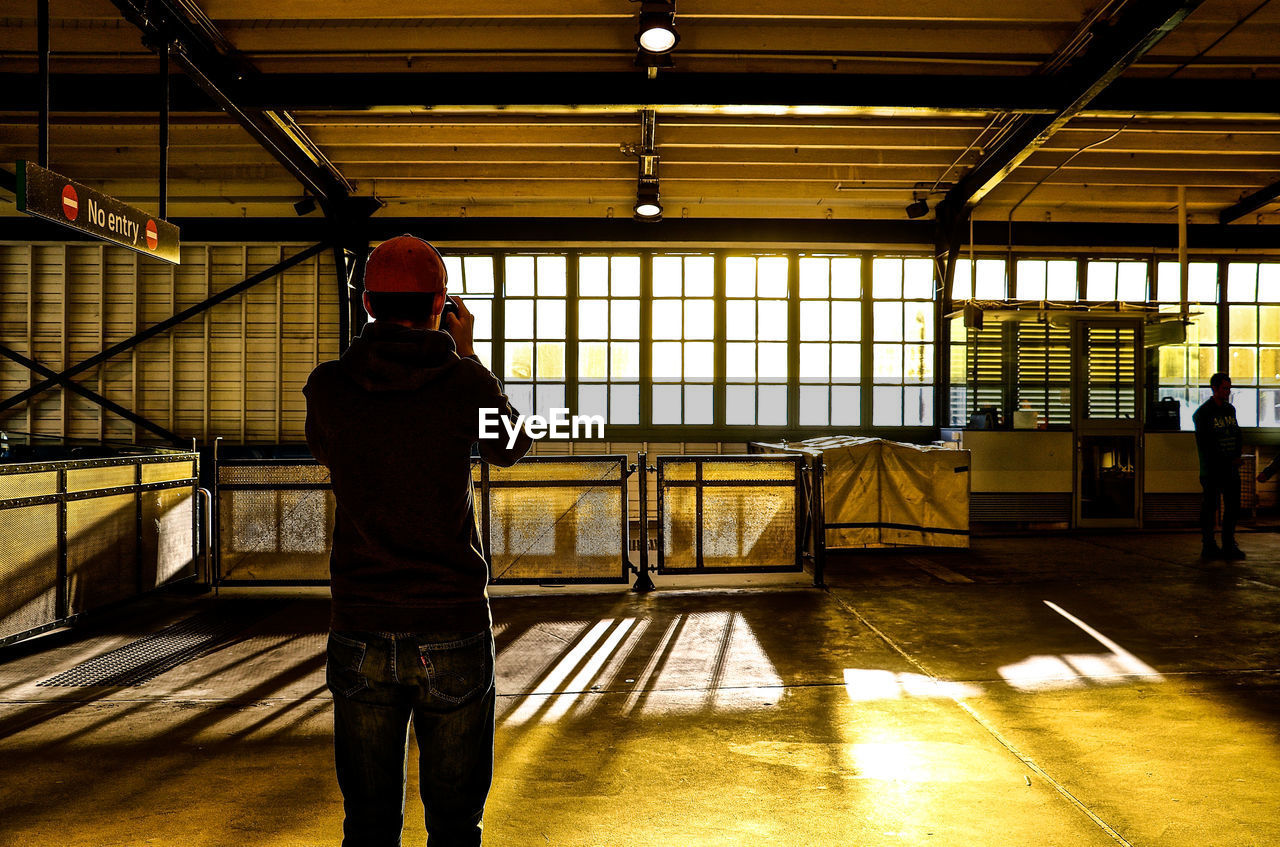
left=16, top=161, right=181, bottom=264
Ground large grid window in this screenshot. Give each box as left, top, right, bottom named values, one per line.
left=1227, top=262, right=1280, bottom=427
left=951, top=258, right=1008, bottom=300
left=1154, top=260, right=1218, bottom=430
left=948, top=259, right=1006, bottom=426
left=1015, top=259, right=1077, bottom=301
left=798, top=255, right=861, bottom=426
left=1084, top=260, right=1148, bottom=302
left=652, top=255, right=716, bottom=424
left=726, top=256, right=789, bottom=425
left=441, top=255, right=495, bottom=366
left=578, top=255, right=641, bottom=425
left=504, top=255, right=567, bottom=419
left=872, top=258, right=934, bottom=426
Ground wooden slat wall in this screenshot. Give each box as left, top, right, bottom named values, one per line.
left=0, top=242, right=340, bottom=445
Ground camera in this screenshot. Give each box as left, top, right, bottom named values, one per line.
left=440, top=296, right=460, bottom=325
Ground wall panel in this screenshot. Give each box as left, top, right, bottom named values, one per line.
left=0, top=242, right=340, bottom=445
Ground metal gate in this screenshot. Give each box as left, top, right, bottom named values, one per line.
left=480, top=455, right=631, bottom=585
left=654, top=454, right=806, bottom=574
left=215, top=454, right=631, bottom=586
left=216, top=458, right=333, bottom=584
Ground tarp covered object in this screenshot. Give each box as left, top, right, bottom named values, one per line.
left=755, top=436, right=970, bottom=549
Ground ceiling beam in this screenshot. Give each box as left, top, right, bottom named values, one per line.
left=4, top=71, right=1277, bottom=117
left=104, top=0, right=351, bottom=205
left=1220, top=181, right=1280, bottom=225
left=938, top=0, right=1207, bottom=217
left=7, top=213, right=1280, bottom=250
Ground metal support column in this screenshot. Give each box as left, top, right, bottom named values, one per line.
left=159, top=45, right=169, bottom=220
left=37, top=0, right=49, bottom=168
left=934, top=203, right=968, bottom=428
left=332, top=245, right=350, bottom=353
left=631, top=451, right=655, bottom=592
left=811, top=457, right=827, bottom=588
left=55, top=466, right=67, bottom=619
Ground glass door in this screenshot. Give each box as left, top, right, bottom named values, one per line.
left=1074, top=319, right=1143, bottom=527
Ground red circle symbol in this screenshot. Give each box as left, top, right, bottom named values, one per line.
left=61, top=185, right=79, bottom=221
left=145, top=219, right=158, bottom=250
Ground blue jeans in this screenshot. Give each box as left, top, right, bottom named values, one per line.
left=327, top=629, right=496, bottom=847
left=1200, top=466, right=1240, bottom=546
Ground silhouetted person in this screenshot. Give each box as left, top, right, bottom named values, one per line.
left=1192, top=372, right=1244, bottom=560
left=305, top=235, right=531, bottom=846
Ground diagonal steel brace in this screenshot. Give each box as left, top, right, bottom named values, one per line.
left=0, top=343, right=183, bottom=444
left=0, top=241, right=331, bottom=415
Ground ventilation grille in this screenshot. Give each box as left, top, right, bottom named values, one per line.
left=970, top=493, right=1071, bottom=523
left=1141, top=494, right=1200, bottom=523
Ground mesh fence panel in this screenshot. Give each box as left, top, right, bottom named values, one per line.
left=213, top=458, right=626, bottom=585
left=659, top=457, right=801, bottom=573
left=488, top=485, right=624, bottom=582
left=488, top=460, right=624, bottom=484
left=142, top=461, right=196, bottom=484
left=701, top=487, right=797, bottom=568
left=67, top=493, right=138, bottom=614
left=661, top=486, right=698, bottom=569
left=0, top=504, right=59, bottom=641
left=218, top=488, right=334, bottom=581
left=702, top=461, right=799, bottom=482
left=219, top=464, right=331, bottom=486
left=0, top=471, right=56, bottom=500
left=66, top=465, right=134, bottom=492
left=141, top=487, right=195, bottom=589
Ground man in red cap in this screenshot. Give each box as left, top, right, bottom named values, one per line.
left=304, top=235, right=531, bottom=847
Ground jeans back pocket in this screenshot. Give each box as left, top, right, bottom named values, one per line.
left=326, top=631, right=370, bottom=698
left=418, top=631, right=493, bottom=705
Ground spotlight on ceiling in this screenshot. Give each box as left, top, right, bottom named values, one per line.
left=633, top=109, right=662, bottom=221
left=293, top=196, right=317, bottom=216
left=636, top=1, right=679, bottom=54
left=905, top=197, right=930, bottom=219
left=634, top=154, right=662, bottom=221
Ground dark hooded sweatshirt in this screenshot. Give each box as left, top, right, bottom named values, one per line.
left=303, top=321, right=532, bottom=633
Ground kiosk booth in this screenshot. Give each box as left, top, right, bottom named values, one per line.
left=942, top=307, right=1245, bottom=528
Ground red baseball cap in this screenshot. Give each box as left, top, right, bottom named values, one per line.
left=363, top=235, right=448, bottom=293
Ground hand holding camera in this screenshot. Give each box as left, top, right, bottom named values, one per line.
left=441, top=295, right=476, bottom=359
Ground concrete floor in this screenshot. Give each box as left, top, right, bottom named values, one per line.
left=2, top=530, right=1279, bottom=846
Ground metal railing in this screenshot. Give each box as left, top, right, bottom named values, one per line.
left=211, top=451, right=825, bottom=590
left=0, top=451, right=200, bottom=646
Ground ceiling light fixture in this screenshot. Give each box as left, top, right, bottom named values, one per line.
left=634, top=109, right=662, bottom=221
left=905, top=196, right=930, bottom=219
left=635, top=1, right=678, bottom=78
left=636, top=1, right=679, bottom=54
